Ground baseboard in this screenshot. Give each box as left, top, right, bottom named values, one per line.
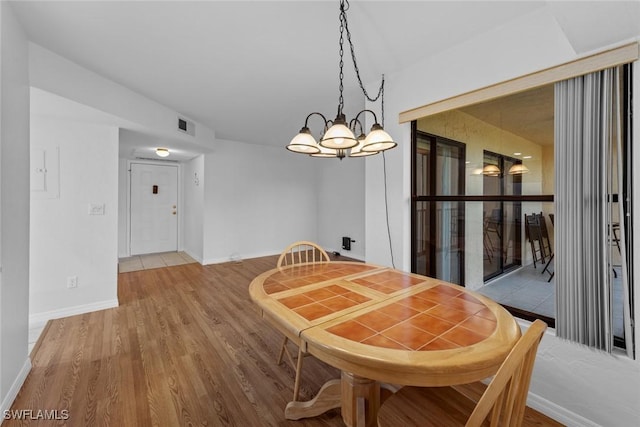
left=324, top=247, right=365, bottom=262
left=203, top=250, right=277, bottom=265
left=182, top=248, right=204, bottom=265
left=29, top=299, right=120, bottom=330
left=0, top=358, right=32, bottom=417
left=202, top=249, right=366, bottom=266
left=527, top=391, right=599, bottom=427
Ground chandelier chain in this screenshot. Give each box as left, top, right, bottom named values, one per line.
left=340, top=0, right=385, bottom=126
left=338, top=2, right=346, bottom=115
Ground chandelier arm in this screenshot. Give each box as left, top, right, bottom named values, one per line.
left=352, top=109, right=379, bottom=126
left=348, top=117, right=364, bottom=135
left=303, top=112, right=329, bottom=129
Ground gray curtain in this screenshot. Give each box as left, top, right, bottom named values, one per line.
left=555, top=66, right=633, bottom=357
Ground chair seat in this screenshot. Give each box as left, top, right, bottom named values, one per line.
left=378, top=384, right=485, bottom=427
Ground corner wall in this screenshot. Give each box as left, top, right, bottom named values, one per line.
left=0, top=0, right=31, bottom=412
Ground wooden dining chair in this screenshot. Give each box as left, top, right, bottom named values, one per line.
left=377, top=319, right=547, bottom=427
left=276, top=241, right=330, bottom=401
left=277, top=240, right=330, bottom=268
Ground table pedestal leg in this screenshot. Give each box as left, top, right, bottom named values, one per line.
left=284, top=379, right=341, bottom=420
left=341, top=372, right=379, bottom=427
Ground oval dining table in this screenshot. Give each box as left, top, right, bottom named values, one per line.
left=249, top=261, right=521, bottom=427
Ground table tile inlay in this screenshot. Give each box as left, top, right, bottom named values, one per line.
left=351, top=270, right=425, bottom=294
left=263, top=263, right=377, bottom=294
left=325, top=285, right=498, bottom=352
left=277, top=284, right=373, bottom=321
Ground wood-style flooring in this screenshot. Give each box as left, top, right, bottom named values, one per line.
left=9, top=255, right=564, bottom=426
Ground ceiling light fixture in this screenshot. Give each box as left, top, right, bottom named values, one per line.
left=482, top=164, right=501, bottom=176
left=508, top=163, right=530, bottom=175
left=156, top=148, right=170, bottom=157
left=286, top=0, right=396, bottom=160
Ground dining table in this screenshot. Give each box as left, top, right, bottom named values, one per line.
left=249, top=261, right=521, bottom=427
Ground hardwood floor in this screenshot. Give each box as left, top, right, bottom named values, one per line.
left=9, top=255, right=563, bottom=426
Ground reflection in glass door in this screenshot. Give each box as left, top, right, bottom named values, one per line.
left=483, top=151, right=522, bottom=281
left=412, top=131, right=465, bottom=285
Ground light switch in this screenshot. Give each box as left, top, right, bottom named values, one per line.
left=88, top=203, right=105, bottom=215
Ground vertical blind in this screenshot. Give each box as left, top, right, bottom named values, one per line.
left=555, top=65, right=634, bottom=357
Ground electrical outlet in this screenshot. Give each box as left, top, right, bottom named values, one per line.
left=67, top=276, right=78, bottom=289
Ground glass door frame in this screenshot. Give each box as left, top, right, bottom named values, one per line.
left=482, top=150, right=524, bottom=281
left=410, top=127, right=466, bottom=284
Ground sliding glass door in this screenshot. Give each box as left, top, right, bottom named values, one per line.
left=412, top=131, right=465, bottom=285
left=483, top=151, right=523, bottom=281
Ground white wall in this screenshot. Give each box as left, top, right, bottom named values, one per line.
left=316, top=158, right=366, bottom=260
left=29, top=117, right=119, bottom=326
left=0, top=0, right=31, bottom=412
left=28, top=43, right=215, bottom=152
left=202, top=139, right=320, bottom=264
left=364, top=6, right=640, bottom=426
left=183, top=154, right=205, bottom=262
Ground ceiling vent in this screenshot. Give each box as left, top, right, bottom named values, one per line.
left=178, top=117, right=196, bottom=137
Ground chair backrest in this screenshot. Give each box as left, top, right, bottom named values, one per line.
left=466, top=319, right=547, bottom=427
left=277, top=241, right=330, bottom=268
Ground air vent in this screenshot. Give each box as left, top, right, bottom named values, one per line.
left=178, top=117, right=196, bottom=137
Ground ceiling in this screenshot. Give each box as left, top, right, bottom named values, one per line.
left=460, top=84, right=555, bottom=146
left=10, top=1, right=640, bottom=160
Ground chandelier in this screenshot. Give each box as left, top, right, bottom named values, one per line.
left=286, top=0, right=396, bottom=159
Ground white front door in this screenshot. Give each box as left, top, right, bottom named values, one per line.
left=130, top=163, right=178, bottom=255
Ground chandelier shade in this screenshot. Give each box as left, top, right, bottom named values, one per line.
left=349, top=134, right=379, bottom=157
left=311, top=144, right=341, bottom=158
left=361, top=124, right=396, bottom=152
left=319, top=120, right=358, bottom=150
left=287, top=127, right=320, bottom=154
